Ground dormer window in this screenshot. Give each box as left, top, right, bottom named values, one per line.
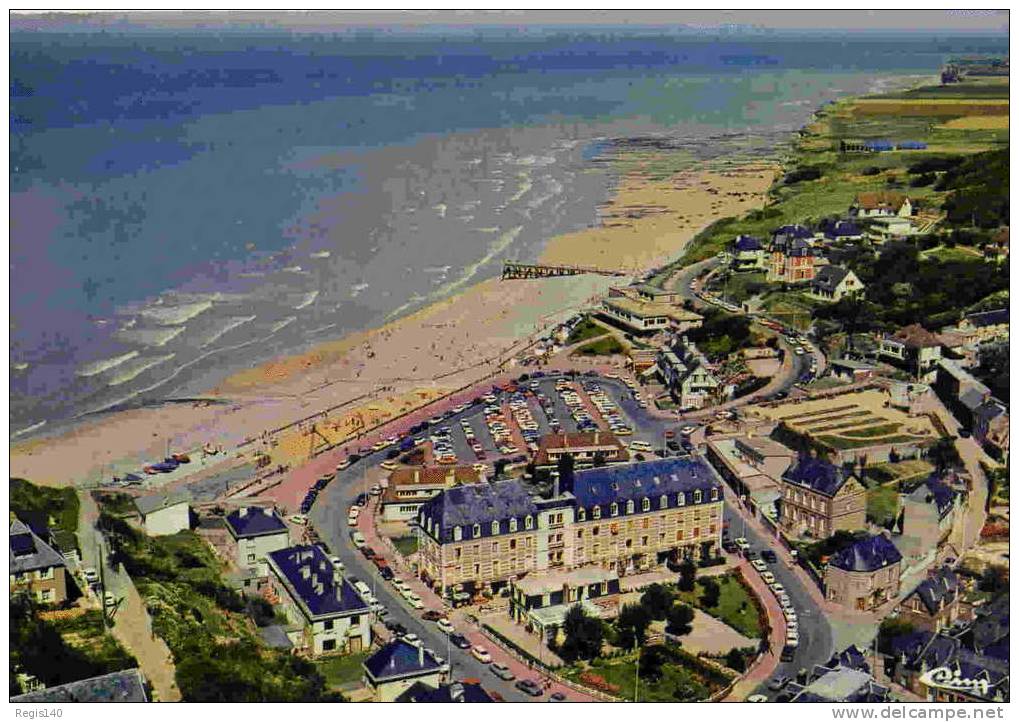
left=660, top=495, right=668, bottom=510
left=677, top=493, right=685, bottom=506
left=626, top=500, right=635, bottom=514
left=694, top=490, right=702, bottom=504
left=610, top=503, right=619, bottom=517
left=454, top=525, right=462, bottom=541
left=642, top=497, right=651, bottom=512
left=491, top=520, right=500, bottom=535
left=578, top=508, right=586, bottom=522
left=710, top=488, right=719, bottom=501
left=473, top=523, right=481, bottom=538
left=593, top=506, right=602, bottom=520
left=525, top=515, right=533, bottom=530
left=509, top=518, right=518, bottom=533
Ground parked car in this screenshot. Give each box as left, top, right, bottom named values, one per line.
left=437, top=618, right=455, bottom=635
left=471, top=646, right=492, bottom=664
left=780, top=645, right=796, bottom=662
left=761, top=550, right=777, bottom=563
left=422, top=610, right=443, bottom=622
left=549, top=692, right=567, bottom=702
left=490, top=663, right=515, bottom=681
left=449, top=633, right=472, bottom=650
left=379, top=567, right=394, bottom=581
left=746, top=694, right=769, bottom=703
left=515, top=679, right=543, bottom=697
left=82, top=568, right=99, bottom=584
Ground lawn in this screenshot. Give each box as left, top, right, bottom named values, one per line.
left=566, top=316, right=608, bottom=345
left=817, top=434, right=922, bottom=450
left=11, top=478, right=80, bottom=534
left=565, top=645, right=729, bottom=702
left=676, top=575, right=762, bottom=639
left=708, top=271, right=767, bottom=305
left=867, top=486, right=900, bottom=527
left=759, top=291, right=820, bottom=332
left=315, top=651, right=370, bottom=689
left=864, top=460, right=935, bottom=487
left=391, top=535, right=418, bottom=557
left=837, top=423, right=904, bottom=439
left=572, top=336, right=625, bottom=357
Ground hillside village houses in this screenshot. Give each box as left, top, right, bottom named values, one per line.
left=704, top=434, right=795, bottom=520
left=895, top=565, right=963, bottom=633
left=820, top=218, right=865, bottom=243
left=850, top=191, right=913, bottom=219
left=134, top=490, right=191, bottom=537
left=778, top=456, right=867, bottom=538
left=942, top=308, right=1009, bottom=347
left=809, top=265, right=865, bottom=302
left=362, top=638, right=449, bottom=702
left=656, top=338, right=729, bottom=410
left=532, top=431, right=629, bottom=469
left=10, top=519, right=70, bottom=605
left=599, top=295, right=703, bottom=336
left=416, top=458, right=724, bottom=596
left=895, top=473, right=961, bottom=567
left=824, top=532, right=902, bottom=611
left=224, top=506, right=291, bottom=577
left=265, top=544, right=372, bottom=655
left=767, top=225, right=820, bottom=283
left=380, top=465, right=483, bottom=523
left=878, top=324, right=944, bottom=380
left=729, top=234, right=767, bottom=271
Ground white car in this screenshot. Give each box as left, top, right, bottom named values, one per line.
left=336, top=460, right=352, bottom=471
left=351, top=532, right=367, bottom=548
left=82, top=568, right=99, bottom=584
left=381, top=460, right=399, bottom=471
left=770, top=582, right=785, bottom=596
left=403, top=633, right=419, bottom=644
left=751, top=559, right=768, bottom=572
left=746, top=694, right=769, bottom=703
left=471, top=646, right=492, bottom=664
left=289, top=514, right=308, bottom=526
left=436, top=618, right=455, bottom=635
left=761, top=571, right=776, bottom=585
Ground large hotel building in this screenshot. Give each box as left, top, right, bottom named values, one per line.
left=416, top=458, right=724, bottom=595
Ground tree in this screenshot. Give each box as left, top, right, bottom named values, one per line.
left=979, top=566, right=1008, bottom=595
left=927, top=437, right=962, bottom=472
left=677, top=559, right=697, bottom=592
left=556, top=453, right=575, bottom=491
left=877, top=617, right=917, bottom=655
left=492, top=458, right=509, bottom=479
left=615, top=603, right=652, bottom=650
left=700, top=578, right=721, bottom=609
left=640, top=583, right=674, bottom=620
left=639, top=645, right=669, bottom=683
left=724, top=648, right=748, bottom=673
left=666, top=603, right=695, bottom=637
left=558, top=604, right=604, bottom=663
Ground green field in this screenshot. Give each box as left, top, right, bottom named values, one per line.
left=676, top=575, right=762, bottom=639
left=573, top=336, right=626, bottom=356
left=867, top=486, right=900, bottom=527
left=566, top=316, right=608, bottom=345
left=10, top=478, right=80, bottom=535
left=315, top=651, right=370, bottom=689
left=391, top=535, right=418, bottom=557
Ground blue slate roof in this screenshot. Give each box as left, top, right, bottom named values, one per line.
left=909, top=475, right=957, bottom=520
left=569, top=458, right=720, bottom=512
left=828, top=533, right=902, bottom=573
left=225, top=507, right=288, bottom=539
left=10, top=669, right=147, bottom=703
left=907, top=566, right=960, bottom=615
left=773, top=224, right=814, bottom=241
left=266, top=545, right=369, bottom=619
left=965, top=308, right=1008, bottom=327
left=420, top=479, right=539, bottom=543
left=396, top=681, right=494, bottom=703
left=782, top=456, right=854, bottom=497
left=10, top=520, right=66, bottom=574
left=733, top=234, right=763, bottom=252
left=811, top=265, right=852, bottom=293
left=823, top=220, right=862, bottom=240
left=363, top=639, right=444, bottom=683
left=895, top=627, right=1010, bottom=702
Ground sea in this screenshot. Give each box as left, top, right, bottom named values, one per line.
left=10, top=27, right=1008, bottom=437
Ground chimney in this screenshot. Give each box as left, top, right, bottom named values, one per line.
left=334, top=569, right=343, bottom=586
left=301, top=566, right=311, bottom=580
left=263, top=507, right=272, bottom=516
left=239, top=507, right=248, bottom=517
left=418, top=643, right=424, bottom=667
left=594, top=431, right=600, bottom=445
left=552, top=471, right=560, bottom=499
left=414, top=469, right=420, bottom=484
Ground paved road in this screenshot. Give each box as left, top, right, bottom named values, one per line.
left=308, top=411, right=549, bottom=702
left=722, top=492, right=834, bottom=695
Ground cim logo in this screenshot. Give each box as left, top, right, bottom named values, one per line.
left=919, top=666, right=991, bottom=698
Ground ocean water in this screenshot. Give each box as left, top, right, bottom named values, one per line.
left=10, top=29, right=1007, bottom=435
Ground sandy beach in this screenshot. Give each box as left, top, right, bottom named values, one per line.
left=11, top=156, right=778, bottom=489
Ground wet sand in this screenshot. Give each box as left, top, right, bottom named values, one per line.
left=11, top=158, right=778, bottom=488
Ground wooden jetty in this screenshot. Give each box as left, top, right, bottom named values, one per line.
left=501, top=261, right=626, bottom=280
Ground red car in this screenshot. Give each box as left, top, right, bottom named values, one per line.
left=373, top=556, right=389, bottom=570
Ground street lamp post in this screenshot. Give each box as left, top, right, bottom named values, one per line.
left=740, top=494, right=748, bottom=539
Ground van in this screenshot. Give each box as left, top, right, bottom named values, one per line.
left=353, top=580, right=371, bottom=597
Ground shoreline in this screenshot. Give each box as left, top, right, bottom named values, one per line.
left=11, top=151, right=779, bottom=488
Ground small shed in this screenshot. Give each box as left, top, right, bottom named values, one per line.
left=135, top=490, right=192, bottom=537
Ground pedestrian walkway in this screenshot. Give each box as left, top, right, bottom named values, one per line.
left=721, top=559, right=785, bottom=701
